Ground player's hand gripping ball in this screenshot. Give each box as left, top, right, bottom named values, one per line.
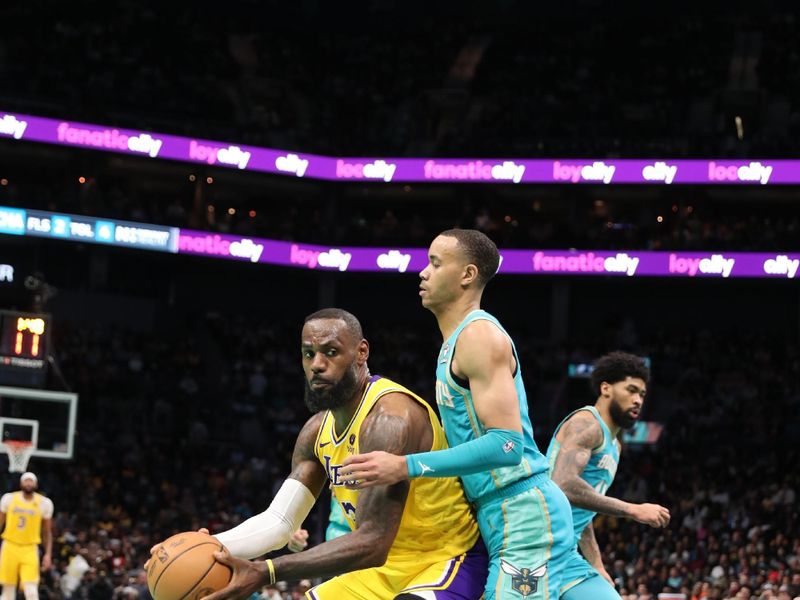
left=146, top=531, right=232, bottom=600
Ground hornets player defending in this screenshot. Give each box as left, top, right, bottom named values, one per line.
left=341, top=230, right=574, bottom=599
left=201, top=308, right=487, bottom=600
left=0, top=472, right=53, bottom=600
left=547, top=352, right=670, bottom=599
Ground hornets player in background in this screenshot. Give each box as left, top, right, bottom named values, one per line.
left=341, top=230, right=574, bottom=599
left=547, top=352, right=670, bottom=600
left=0, top=472, right=53, bottom=600
left=201, top=308, right=487, bottom=600
left=284, top=499, right=349, bottom=553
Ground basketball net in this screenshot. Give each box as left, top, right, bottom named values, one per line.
left=2, top=441, right=34, bottom=473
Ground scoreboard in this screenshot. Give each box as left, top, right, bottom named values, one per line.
left=0, top=311, right=50, bottom=386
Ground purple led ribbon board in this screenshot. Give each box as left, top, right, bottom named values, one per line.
left=1, top=205, right=798, bottom=279
left=177, top=229, right=800, bottom=280
left=3, top=111, right=800, bottom=185
left=177, top=230, right=428, bottom=273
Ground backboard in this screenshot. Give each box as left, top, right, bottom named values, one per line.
left=0, top=386, right=77, bottom=460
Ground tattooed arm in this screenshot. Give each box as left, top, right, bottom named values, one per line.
left=578, top=522, right=614, bottom=586
left=551, top=412, right=620, bottom=512
left=551, top=411, right=669, bottom=527
left=202, top=393, right=432, bottom=599
left=212, top=413, right=326, bottom=559
left=271, top=392, right=432, bottom=579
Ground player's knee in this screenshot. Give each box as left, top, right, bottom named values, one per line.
left=22, top=582, right=38, bottom=600
left=1, top=585, right=17, bottom=600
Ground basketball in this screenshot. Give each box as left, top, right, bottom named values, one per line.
left=146, top=531, right=232, bottom=600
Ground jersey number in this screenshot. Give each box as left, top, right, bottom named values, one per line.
left=16, top=516, right=26, bottom=529
left=340, top=501, right=356, bottom=519
left=435, top=380, right=455, bottom=409
left=593, top=481, right=609, bottom=496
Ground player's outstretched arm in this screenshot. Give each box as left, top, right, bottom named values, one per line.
left=201, top=395, right=428, bottom=600
left=551, top=413, right=670, bottom=527
left=213, top=413, right=327, bottom=559
left=578, top=522, right=614, bottom=587
left=340, top=321, right=524, bottom=487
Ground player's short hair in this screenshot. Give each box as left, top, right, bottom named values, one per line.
left=304, top=308, right=364, bottom=341
left=590, top=351, right=650, bottom=396
left=439, top=228, right=500, bottom=287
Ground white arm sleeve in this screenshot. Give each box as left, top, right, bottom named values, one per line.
left=214, top=479, right=317, bottom=559
left=0, top=493, right=12, bottom=513
left=40, top=497, right=54, bottom=519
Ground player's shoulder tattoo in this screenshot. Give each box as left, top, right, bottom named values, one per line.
left=361, top=392, right=422, bottom=455
left=562, top=411, right=604, bottom=451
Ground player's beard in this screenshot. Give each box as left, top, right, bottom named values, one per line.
left=610, top=397, right=638, bottom=429
left=304, top=363, right=361, bottom=413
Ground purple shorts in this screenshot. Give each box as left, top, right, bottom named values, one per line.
left=307, top=538, right=488, bottom=600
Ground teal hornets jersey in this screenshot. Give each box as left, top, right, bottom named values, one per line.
left=325, top=496, right=350, bottom=541
left=435, top=310, right=549, bottom=503
left=547, top=406, right=620, bottom=544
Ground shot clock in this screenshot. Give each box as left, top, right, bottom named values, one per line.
left=0, top=310, right=50, bottom=386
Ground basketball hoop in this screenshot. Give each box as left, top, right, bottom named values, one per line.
left=2, top=441, right=34, bottom=473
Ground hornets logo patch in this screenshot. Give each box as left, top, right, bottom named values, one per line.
left=500, top=560, right=547, bottom=598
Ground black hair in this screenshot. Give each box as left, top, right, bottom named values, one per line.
left=439, top=228, right=500, bottom=287
left=590, top=351, right=650, bottom=396
left=304, top=308, right=364, bottom=340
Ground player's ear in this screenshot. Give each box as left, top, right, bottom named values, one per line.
left=462, top=263, right=479, bottom=287
left=599, top=381, right=611, bottom=398
left=357, top=339, right=369, bottom=364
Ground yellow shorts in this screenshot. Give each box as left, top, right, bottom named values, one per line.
left=0, top=541, right=40, bottom=586
left=306, top=541, right=488, bottom=599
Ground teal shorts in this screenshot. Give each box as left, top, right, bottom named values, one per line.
left=475, top=475, right=574, bottom=599
left=560, top=549, right=620, bottom=600
left=559, top=548, right=620, bottom=599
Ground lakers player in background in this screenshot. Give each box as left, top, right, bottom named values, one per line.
left=201, top=308, right=487, bottom=600
left=0, top=472, right=53, bottom=600
left=547, top=352, right=670, bottom=599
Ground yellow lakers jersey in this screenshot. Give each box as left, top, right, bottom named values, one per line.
left=314, top=375, right=479, bottom=560
left=1, top=492, right=51, bottom=545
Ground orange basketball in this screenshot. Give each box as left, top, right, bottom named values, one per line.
left=147, top=531, right=232, bottom=600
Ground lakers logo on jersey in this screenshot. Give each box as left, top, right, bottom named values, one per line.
left=322, top=455, right=345, bottom=487
left=314, top=375, right=479, bottom=558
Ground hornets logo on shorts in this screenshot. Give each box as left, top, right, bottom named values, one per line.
left=500, top=560, right=548, bottom=598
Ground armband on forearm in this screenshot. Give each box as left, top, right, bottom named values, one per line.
left=405, top=428, right=524, bottom=478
